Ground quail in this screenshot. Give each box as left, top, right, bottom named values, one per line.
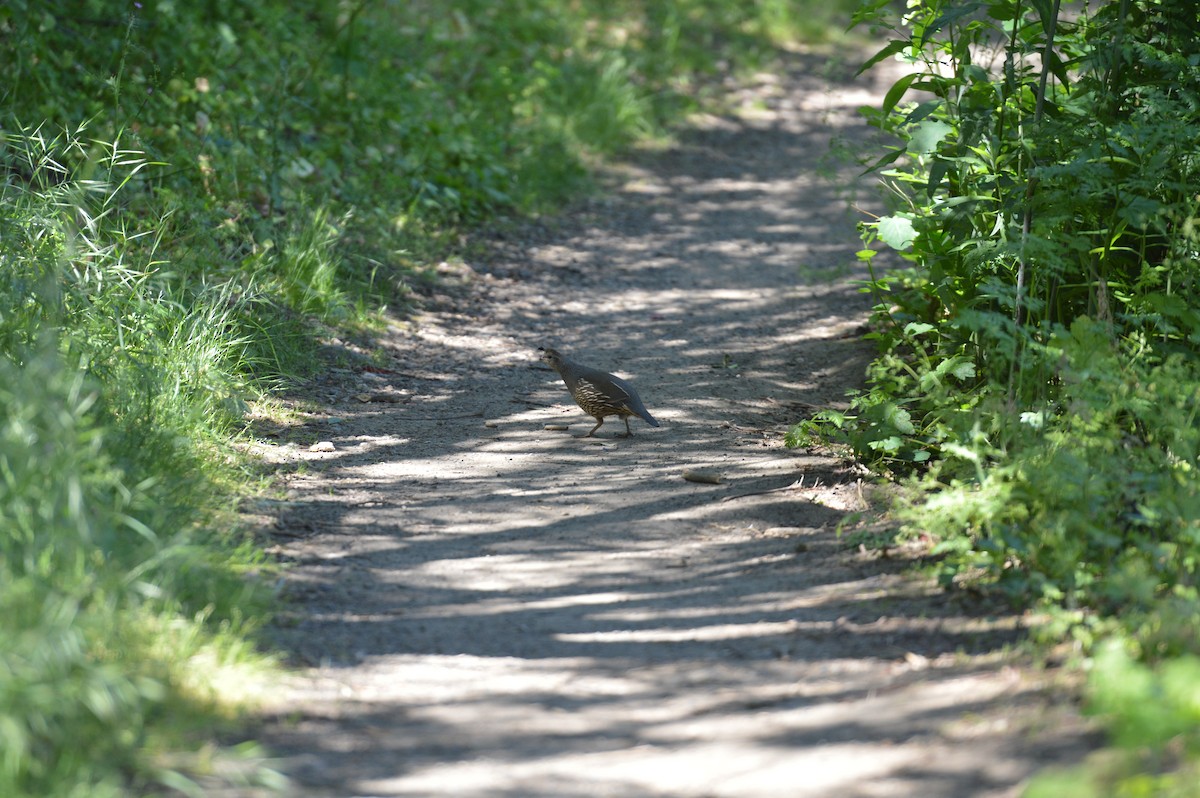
left=539, top=347, right=660, bottom=438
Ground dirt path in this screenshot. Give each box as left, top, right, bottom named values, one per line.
left=249, top=51, right=1093, bottom=797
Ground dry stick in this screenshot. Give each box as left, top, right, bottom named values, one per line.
left=720, top=476, right=808, bottom=503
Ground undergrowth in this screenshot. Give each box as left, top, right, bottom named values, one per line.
left=2, top=1, right=856, bottom=315
left=793, top=0, right=1200, bottom=789
left=1, top=1, right=866, bottom=794
left=0, top=130, right=281, bottom=796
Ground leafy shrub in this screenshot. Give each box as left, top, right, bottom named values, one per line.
left=804, top=0, right=1200, bottom=786
left=800, top=0, right=1200, bottom=622
left=889, top=319, right=1200, bottom=619
left=1026, top=641, right=1200, bottom=797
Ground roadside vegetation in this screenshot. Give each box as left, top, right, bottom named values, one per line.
left=0, top=1, right=862, bottom=795
left=14, top=0, right=1188, bottom=793
left=792, top=0, right=1200, bottom=791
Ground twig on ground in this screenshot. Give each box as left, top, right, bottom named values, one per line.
left=720, top=476, right=808, bottom=503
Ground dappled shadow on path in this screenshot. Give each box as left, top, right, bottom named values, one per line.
left=248, top=51, right=1093, bottom=798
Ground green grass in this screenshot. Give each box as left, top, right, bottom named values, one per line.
left=0, top=128, right=283, bottom=794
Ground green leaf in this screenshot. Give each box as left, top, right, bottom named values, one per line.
left=949, top=359, right=976, bottom=380
left=1117, top=196, right=1163, bottom=228
left=905, top=100, right=942, bottom=124
left=964, top=64, right=990, bottom=84
left=861, top=148, right=906, bottom=175
left=882, top=73, right=920, bottom=116
left=882, top=403, right=916, bottom=434
left=1044, top=47, right=1069, bottom=85
left=867, top=435, right=903, bottom=453
left=987, top=3, right=1020, bottom=21
left=927, top=156, right=951, bottom=195
left=921, top=2, right=985, bottom=44
left=856, top=39, right=910, bottom=77
left=876, top=215, right=917, bottom=250
left=907, top=120, right=955, bottom=155
left=1027, top=0, right=1055, bottom=36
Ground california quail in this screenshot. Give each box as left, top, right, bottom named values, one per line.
left=539, top=347, right=660, bottom=438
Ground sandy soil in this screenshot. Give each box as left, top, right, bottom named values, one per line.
left=245, top=49, right=1096, bottom=797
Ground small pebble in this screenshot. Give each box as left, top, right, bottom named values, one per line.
left=309, top=441, right=336, bottom=452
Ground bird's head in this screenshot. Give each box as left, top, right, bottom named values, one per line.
left=538, top=347, right=564, bottom=370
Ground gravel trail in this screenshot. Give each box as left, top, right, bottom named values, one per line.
left=250, top=50, right=1093, bottom=797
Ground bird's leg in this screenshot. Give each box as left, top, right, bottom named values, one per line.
left=621, top=417, right=633, bottom=438
left=584, top=417, right=604, bottom=437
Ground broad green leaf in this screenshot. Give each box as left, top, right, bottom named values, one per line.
left=907, top=120, right=955, bottom=155
left=1044, top=48, right=1069, bottom=85
left=876, top=215, right=917, bottom=250
left=949, top=359, right=976, bottom=380
left=867, top=435, right=903, bottom=453
left=964, top=64, right=990, bottom=84
left=882, top=403, right=916, bottom=435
